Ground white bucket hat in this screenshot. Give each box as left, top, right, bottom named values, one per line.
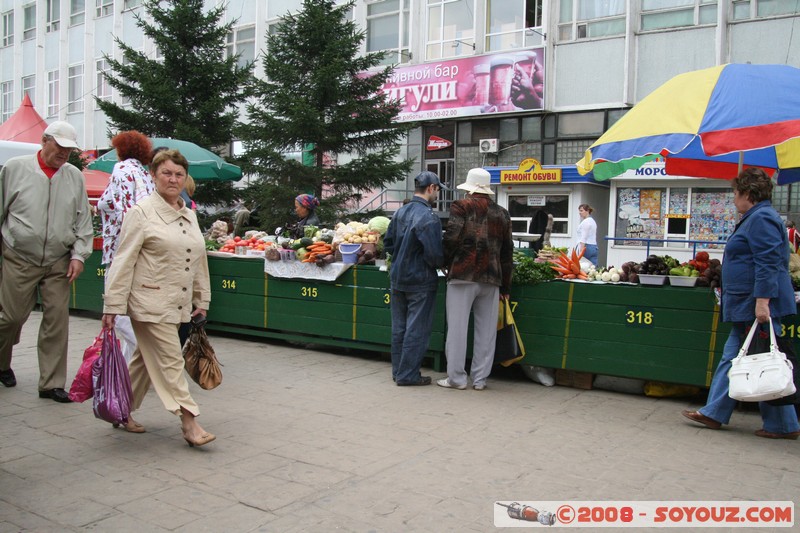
left=457, top=168, right=494, bottom=195
left=43, top=121, right=80, bottom=149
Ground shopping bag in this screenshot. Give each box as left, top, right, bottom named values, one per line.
left=92, top=328, right=134, bottom=425
left=728, top=318, right=796, bottom=402
left=182, top=316, right=223, bottom=390
left=494, top=299, right=526, bottom=367
left=68, top=332, right=103, bottom=403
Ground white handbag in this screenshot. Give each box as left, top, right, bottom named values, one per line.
left=728, top=318, right=796, bottom=402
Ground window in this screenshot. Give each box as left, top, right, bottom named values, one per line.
left=508, top=194, right=570, bottom=235
left=47, top=0, right=61, bottom=32
left=96, top=59, right=111, bottom=101
left=426, top=0, right=476, bottom=60
left=2, top=11, right=13, bottom=47
left=732, top=0, right=800, bottom=20
left=47, top=70, right=60, bottom=117
left=22, top=75, right=35, bottom=105
left=641, top=0, right=717, bottom=31
left=1, top=81, right=13, bottom=123
left=23, top=4, right=37, bottom=41
left=225, top=26, right=256, bottom=69
left=367, top=0, right=411, bottom=66
left=71, top=0, right=85, bottom=25
left=96, top=0, right=113, bottom=18
left=485, top=0, right=543, bottom=51
left=123, top=0, right=140, bottom=9
left=558, top=0, right=626, bottom=41
left=68, top=64, right=83, bottom=113
left=614, top=186, right=733, bottom=248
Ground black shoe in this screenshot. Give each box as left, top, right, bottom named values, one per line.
left=0, top=368, right=16, bottom=387
left=38, top=388, right=72, bottom=403
left=396, top=376, right=432, bottom=386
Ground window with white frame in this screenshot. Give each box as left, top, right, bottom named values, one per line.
left=47, top=70, right=60, bottom=117
left=732, top=0, right=800, bottom=20
left=507, top=194, right=570, bottom=235
left=70, top=0, right=85, bottom=25
left=558, top=0, right=626, bottom=41
left=485, top=0, right=544, bottom=51
left=96, top=0, right=113, bottom=18
left=1, top=81, right=13, bottom=123
left=225, top=26, right=256, bottom=69
left=641, top=0, right=717, bottom=31
left=123, top=0, right=140, bottom=10
left=67, top=64, right=83, bottom=113
left=47, top=0, right=61, bottom=32
left=2, top=11, right=13, bottom=47
left=96, top=59, right=112, bottom=101
left=23, top=4, right=37, bottom=41
left=22, top=75, right=35, bottom=105
left=426, top=0, right=476, bottom=60
left=367, top=0, right=411, bottom=66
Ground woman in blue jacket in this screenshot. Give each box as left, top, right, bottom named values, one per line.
left=682, top=168, right=799, bottom=439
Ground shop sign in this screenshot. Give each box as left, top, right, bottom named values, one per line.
left=527, top=195, right=546, bottom=206
left=620, top=160, right=666, bottom=177
left=665, top=214, right=691, bottom=219
left=426, top=135, right=452, bottom=151
left=500, top=158, right=562, bottom=184
left=378, top=48, right=545, bottom=123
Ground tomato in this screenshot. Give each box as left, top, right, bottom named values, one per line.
left=234, top=236, right=242, bottom=242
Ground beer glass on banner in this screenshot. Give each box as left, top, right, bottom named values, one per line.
left=489, top=56, right=515, bottom=110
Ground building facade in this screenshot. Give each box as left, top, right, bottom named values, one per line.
left=2, top=0, right=799, bottom=258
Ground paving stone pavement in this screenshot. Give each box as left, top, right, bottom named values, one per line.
left=1, top=311, right=798, bottom=532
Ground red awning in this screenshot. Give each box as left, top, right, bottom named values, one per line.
left=83, top=168, right=111, bottom=199
left=0, top=94, right=48, bottom=143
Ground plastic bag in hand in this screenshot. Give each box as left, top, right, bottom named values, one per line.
left=92, top=328, right=134, bottom=425
left=68, top=333, right=103, bottom=403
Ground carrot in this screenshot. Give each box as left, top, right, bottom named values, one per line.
left=562, top=273, right=576, bottom=279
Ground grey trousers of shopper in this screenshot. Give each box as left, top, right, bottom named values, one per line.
left=444, top=279, right=500, bottom=388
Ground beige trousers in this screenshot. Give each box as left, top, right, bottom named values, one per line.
left=0, top=248, right=70, bottom=390
left=128, top=319, right=199, bottom=417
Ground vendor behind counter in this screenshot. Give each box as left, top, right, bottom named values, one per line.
left=290, top=194, right=321, bottom=238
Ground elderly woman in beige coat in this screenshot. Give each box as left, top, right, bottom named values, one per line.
left=101, top=149, right=214, bottom=447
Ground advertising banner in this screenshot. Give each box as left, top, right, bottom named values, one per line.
left=379, top=48, right=545, bottom=123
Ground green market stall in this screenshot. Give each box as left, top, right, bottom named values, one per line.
left=70, top=251, right=800, bottom=388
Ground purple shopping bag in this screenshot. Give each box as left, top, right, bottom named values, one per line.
left=92, top=328, right=134, bottom=425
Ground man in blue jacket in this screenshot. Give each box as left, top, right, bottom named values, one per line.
left=384, top=171, right=445, bottom=386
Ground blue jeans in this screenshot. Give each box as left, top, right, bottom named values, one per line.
left=583, top=244, right=598, bottom=266
left=700, top=323, right=800, bottom=434
left=391, top=289, right=437, bottom=384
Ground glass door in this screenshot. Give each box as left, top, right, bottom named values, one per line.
left=425, top=159, right=455, bottom=213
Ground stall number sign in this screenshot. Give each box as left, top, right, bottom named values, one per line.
left=527, top=195, right=546, bottom=207
left=221, top=278, right=237, bottom=291
left=625, top=306, right=654, bottom=328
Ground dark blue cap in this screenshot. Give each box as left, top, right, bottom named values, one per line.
left=414, top=171, right=449, bottom=190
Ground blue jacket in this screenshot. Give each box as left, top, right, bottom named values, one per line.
left=721, top=200, right=796, bottom=323
left=384, top=196, right=444, bottom=292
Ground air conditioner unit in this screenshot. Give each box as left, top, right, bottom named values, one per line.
left=479, top=138, right=499, bottom=154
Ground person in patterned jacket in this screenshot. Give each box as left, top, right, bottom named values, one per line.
left=97, top=131, right=155, bottom=363
left=438, top=168, right=513, bottom=391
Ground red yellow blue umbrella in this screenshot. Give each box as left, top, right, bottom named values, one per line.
left=576, top=64, right=800, bottom=184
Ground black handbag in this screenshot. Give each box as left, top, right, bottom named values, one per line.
left=494, top=299, right=526, bottom=367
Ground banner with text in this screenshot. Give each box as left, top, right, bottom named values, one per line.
left=380, top=48, right=545, bottom=123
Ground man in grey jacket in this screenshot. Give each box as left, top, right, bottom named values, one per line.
left=0, top=121, right=93, bottom=402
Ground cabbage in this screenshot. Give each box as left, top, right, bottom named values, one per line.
left=368, top=216, right=391, bottom=235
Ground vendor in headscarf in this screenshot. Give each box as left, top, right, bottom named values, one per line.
left=291, top=194, right=321, bottom=238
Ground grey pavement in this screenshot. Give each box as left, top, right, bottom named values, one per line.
left=1, top=311, right=798, bottom=532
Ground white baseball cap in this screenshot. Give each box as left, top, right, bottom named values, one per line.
left=43, top=121, right=80, bottom=149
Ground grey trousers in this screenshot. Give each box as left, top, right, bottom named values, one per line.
left=444, top=280, right=500, bottom=387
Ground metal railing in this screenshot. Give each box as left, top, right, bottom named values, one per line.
left=605, top=236, right=728, bottom=258
left=355, top=187, right=455, bottom=214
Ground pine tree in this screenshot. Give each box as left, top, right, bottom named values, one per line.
left=96, top=0, right=252, bottom=148
left=237, top=0, right=412, bottom=231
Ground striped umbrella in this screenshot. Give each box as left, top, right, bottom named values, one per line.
left=576, top=64, right=800, bottom=184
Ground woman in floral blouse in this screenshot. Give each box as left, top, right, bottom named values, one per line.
left=98, top=131, right=154, bottom=265
left=97, top=131, right=154, bottom=366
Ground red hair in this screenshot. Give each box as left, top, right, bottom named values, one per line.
left=111, top=130, right=153, bottom=165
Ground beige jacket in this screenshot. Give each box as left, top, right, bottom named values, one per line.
left=103, top=191, right=211, bottom=323
left=0, top=154, right=93, bottom=266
